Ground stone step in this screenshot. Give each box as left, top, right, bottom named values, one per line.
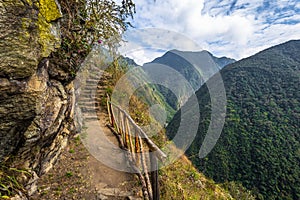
left=78, top=103, right=102, bottom=108
left=86, top=71, right=102, bottom=77
left=78, top=99, right=95, bottom=104
left=81, top=106, right=98, bottom=111
left=82, top=116, right=99, bottom=121
left=87, top=73, right=102, bottom=80
left=85, top=76, right=100, bottom=80
left=78, top=105, right=97, bottom=110
left=81, top=85, right=95, bottom=88
left=81, top=108, right=100, bottom=113
left=80, top=107, right=99, bottom=112
left=80, top=91, right=95, bottom=96
left=80, top=104, right=100, bottom=110
left=78, top=97, right=102, bottom=103
left=82, top=82, right=107, bottom=89
left=80, top=89, right=106, bottom=93
left=78, top=101, right=99, bottom=106
left=79, top=92, right=105, bottom=97
left=86, top=79, right=100, bottom=85
left=80, top=94, right=97, bottom=98
left=81, top=87, right=106, bottom=93
left=79, top=97, right=103, bottom=103
left=82, top=112, right=100, bottom=119
left=96, top=187, right=133, bottom=198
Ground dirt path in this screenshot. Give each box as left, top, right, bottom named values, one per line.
left=31, top=67, right=142, bottom=200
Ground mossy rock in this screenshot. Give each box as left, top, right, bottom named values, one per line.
left=0, top=0, right=61, bottom=79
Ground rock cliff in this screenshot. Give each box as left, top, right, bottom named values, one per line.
left=0, top=0, right=76, bottom=196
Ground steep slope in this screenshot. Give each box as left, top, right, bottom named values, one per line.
left=108, top=56, right=176, bottom=123
left=101, top=55, right=240, bottom=199
left=122, top=56, right=140, bottom=67
left=146, top=50, right=235, bottom=110
left=167, top=40, right=300, bottom=199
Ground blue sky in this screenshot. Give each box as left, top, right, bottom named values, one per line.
left=117, top=0, right=300, bottom=65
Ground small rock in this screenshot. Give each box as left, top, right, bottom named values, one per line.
left=96, top=193, right=108, bottom=200
left=25, top=171, right=39, bottom=196
left=11, top=192, right=28, bottom=200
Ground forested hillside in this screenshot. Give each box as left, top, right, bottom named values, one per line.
left=167, top=40, right=300, bottom=199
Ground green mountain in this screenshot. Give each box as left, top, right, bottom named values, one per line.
left=166, top=40, right=300, bottom=199
left=107, top=55, right=249, bottom=200
left=146, top=50, right=235, bottom=110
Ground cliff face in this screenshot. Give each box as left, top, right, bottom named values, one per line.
left=0, top=0, right=75, bottom=195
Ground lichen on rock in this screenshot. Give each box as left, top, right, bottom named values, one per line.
left=39, top=0, right=62, bottom=23
left=37, top=0, right=62, bottom=57
left=0, top=0, right=62, bottom=78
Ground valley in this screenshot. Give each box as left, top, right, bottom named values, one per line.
left=167, top=40, right=300, bottom=200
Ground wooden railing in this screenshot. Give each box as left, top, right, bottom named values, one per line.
left=106, top=95, right=166, bottom=200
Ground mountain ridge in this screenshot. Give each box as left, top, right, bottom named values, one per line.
left=166, top=39, right=300, bottom=199
left=143, top=49, right=235, bottom=110
left=150, top=49, right=235, bottom=69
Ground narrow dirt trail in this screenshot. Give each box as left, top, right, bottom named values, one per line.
left=81, top=70, right=141, bottom=198
left=31, top=67, right=142, bottom=200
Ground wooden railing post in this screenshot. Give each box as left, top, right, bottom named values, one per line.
left=126, top=118, right=135, bottom=155
left=137, top=134, right=152, bottom=200
left=150, top=153, right=159, bottom=200
left=134, top=128, right=141, bottom=168
left=106, top=97, right=165, bottom=200
left=106, top=94, right=115, bottom=127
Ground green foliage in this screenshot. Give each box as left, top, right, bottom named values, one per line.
left=167, top=40, right=300, bottom=199
left=65, top=171, right=73, bottom=178
left=0, top=163, right=31, bottom=198
left=50, top=0, right=135, bottom=82
left=68, top=149, right=75, bottom=153
left=106, top=57, right=130, bottom=85
left=221, top=182, right=256, bottom=200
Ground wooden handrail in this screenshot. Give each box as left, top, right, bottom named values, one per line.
left=109, top=102, right=167, bottom=161
left=106, top=94, right=163, bottom=200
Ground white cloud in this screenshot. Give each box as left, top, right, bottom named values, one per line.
left=119, top=28, right=203, bottom=64
left=118, top=0, right=300, bottom=64
left=123, top=49, right=160, bottom=65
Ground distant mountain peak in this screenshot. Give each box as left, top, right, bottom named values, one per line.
left=142, top=49, right=235, bottom=110
left=117, top=55, right=140, bottom=67
left=161, top=49, right=235, bottom=64
left=151, top=49, right=235, bottom=70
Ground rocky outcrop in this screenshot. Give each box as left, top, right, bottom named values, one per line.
left=0, top=0, right=75, bottom=196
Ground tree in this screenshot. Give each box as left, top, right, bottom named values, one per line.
left=50, top=0, right=136, bottom=82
